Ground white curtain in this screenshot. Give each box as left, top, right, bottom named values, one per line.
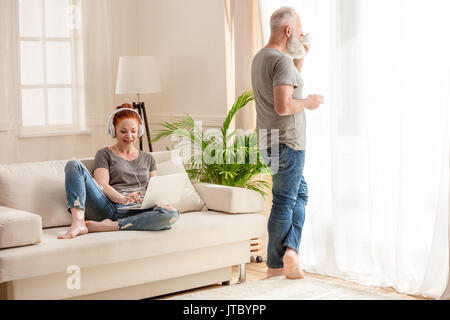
left=233, top=0, right=264, bottom=131
left=0, top=0, right=20, bottom=129
left=80, top=0, right=114, bottom=120
left=260, top=0, right=450, bottom=298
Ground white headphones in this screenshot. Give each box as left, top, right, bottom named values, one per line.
left=106, top=108, right=144, bottom=138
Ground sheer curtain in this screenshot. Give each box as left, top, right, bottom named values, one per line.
left=80, top=0, right=114, bottom=120
left=224, top=0, right=262, bottom=131
left=259, top=0, right=450, bottom=298
left=233, top=0, right=264, bottom=131
left=0, top=0, right=20, bottom=135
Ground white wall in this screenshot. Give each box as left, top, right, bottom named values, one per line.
left=136, top=0, right=231, bottom=150
left=87, top=0, right=140, bottom=156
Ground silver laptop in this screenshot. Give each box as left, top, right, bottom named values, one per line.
left=117, top=173, right=187, bottom=211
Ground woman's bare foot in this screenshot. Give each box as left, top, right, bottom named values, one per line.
left=58, top=222, right=88, bottom=239
left=58, top=208, right=88, bottom=239
left=283, top=248, right=306, bottom=279
left=85, top=219, right=118, bottom=233
left=266, top=267, right=284, bottom=279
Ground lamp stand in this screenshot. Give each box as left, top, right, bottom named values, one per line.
left=132, top=101, right=153, bottom=152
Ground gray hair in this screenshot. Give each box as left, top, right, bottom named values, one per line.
left=270, top=7, right=297, bottom=33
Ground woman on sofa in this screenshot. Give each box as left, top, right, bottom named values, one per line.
left=58, top=104, right=179, bottom=239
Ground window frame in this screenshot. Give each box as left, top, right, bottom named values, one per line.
left=16, top=0, right=83, bottom=135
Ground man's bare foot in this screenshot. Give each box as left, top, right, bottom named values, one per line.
left=57, top=220, right=88, bottom=239
left=266, top=267, right=284, bottom=279
left=85, top=219, right=118, bottom=233
left=283, top=248, right=306, bottom=279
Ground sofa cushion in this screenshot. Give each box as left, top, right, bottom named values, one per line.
left=0, top=206, right=42, bottom=249
left=156, top=158, right=207, bottom=213
left=0, top=160, right=72, bottom=228
left=0, top=211, right=267, bottom=283
left=193, top=183, right=264, bottom=214
left=0, top=151, right=204, bottom=228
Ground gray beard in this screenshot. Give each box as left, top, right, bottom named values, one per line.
left=286, top=34, right=307, bottom=59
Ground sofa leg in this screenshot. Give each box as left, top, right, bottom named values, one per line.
left=221, top=280, right=231, bottom=286
left=238, top=263, right=246, bottom=283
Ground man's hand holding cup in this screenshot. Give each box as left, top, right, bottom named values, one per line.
left=305, top=94, right=324, bottom=110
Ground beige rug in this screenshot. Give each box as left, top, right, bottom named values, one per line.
left=166, top=276, right=415, bottom=300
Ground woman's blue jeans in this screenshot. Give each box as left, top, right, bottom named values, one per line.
left=261, top=144, right=308, bottom=268
left=64, top=160, right=179, bottom=231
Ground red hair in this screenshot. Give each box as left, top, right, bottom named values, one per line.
left=113, top=103, right=141, bottom=128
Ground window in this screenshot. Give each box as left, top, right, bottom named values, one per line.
left=17, top=0, right=85, bottom=134
left=259, top=0, right=450, bottom=298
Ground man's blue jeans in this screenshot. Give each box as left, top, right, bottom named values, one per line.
left=261, top=144, right=308, bottom=268
left=64, top=160, right=179, bottom=231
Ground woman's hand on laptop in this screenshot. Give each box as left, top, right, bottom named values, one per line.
left=120, top=191, right=143, bottom=205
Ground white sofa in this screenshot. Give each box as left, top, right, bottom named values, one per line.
left=0, top=151, right=266, bottom=300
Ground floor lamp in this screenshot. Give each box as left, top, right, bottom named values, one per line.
left=115, top=56, right=161, bottom=152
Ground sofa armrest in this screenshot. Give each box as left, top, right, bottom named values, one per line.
left=0, top=206, right=42, bottom=249
left=193, top=183, right=264, bottom=214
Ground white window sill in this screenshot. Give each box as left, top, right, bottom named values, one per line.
left=18, top=129, right=92, bottom=139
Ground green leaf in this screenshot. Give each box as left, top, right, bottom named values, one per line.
left=151, top=90, right=271, bottom=196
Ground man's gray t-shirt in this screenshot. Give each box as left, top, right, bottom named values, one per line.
left=251, top=48, right=306, bottom=150
left=94, top=147, right=157, bottom=196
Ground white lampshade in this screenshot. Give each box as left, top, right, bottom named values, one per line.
left=115, top=56, right=161, bottom=94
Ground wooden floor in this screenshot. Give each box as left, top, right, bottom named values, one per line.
left=157, top=261, right=430, bottom=300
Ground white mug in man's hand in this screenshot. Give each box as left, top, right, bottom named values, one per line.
left=305, top=94, right=324, bottom=110
left=301, top=33, right=312, bottom=46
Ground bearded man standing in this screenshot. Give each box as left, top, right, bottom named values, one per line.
left=251, top=7, right=324, bottom=279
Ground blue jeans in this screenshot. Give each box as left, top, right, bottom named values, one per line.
left=261, top=144, right=308, bottom=268
left=64, top=160, right=179, bottom=231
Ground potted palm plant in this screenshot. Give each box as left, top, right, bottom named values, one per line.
left=151, top=91, right=271, bottom=197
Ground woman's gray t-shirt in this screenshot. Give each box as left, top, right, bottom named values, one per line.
left=93, top=147, right=157, bottom=196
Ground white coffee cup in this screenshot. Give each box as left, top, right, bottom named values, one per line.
left=301, top=33, right=312, bottom=46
